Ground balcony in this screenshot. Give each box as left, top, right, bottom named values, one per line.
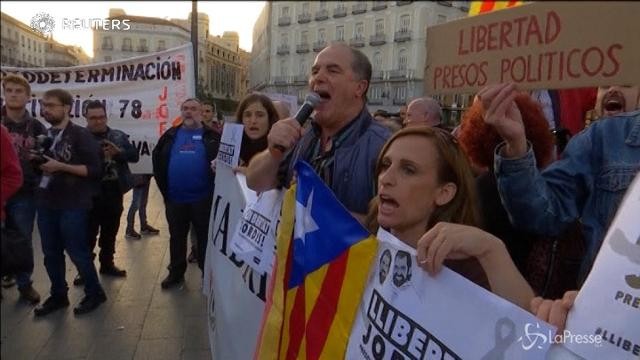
left=137, top=46, right=148, bottom=52
left=1, top=35, right=18, bottom=45
left=312, top=40, right=327, bottom=52
left=396, top=1, right=412, bottom=6
left=369, top=98, right=383, bottom=105
left=298, top=13, right=311, bottom=24
left=101, top=43, right=113, bottom=50
left=369, top=33, right=386, bottom=46
left=273, top=76, right=288, bottom=84
left=278, top=16, right=291, bottom=26
left=349, top=36, right=365, bottom=48
left=296, top=43, right=310, bottom=53
left=121, top=45, right=132, bottom=52
left=372, top=2, right=388, bottom=10
left=394, top=30, right=412, bottom=42
left=294, top=74, right=308, bottom=83
left=393, top=98, right=407, bottom=105
left=437, top=1, right=452, bottom=7
left=333, top=6, right=347, bottom=18
left=315, top=9, right=329, bottom=21
left=352, top=3, right=367, bottom=14
left=388, top=69, right=414, bottom=79
left=371, top=70, right=384, bottom=80
left=277, top=44, right=290, bottom=55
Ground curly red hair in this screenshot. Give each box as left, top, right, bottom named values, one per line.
left=458, top=94, right=554, bottom=169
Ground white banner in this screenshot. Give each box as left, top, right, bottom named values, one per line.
left=0, top=43, right=195, bottom=174
left=563, top=174, right=640, bottom=359
left=265, top=93, right=298, bottom=118
left=216, top=123, right=244, bottom=168
left=203, top=163, right=270, bottom=360
left=346, top=228, right=555, bottom=360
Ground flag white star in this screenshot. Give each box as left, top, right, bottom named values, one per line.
left=294, top=188, right=319, bottom=244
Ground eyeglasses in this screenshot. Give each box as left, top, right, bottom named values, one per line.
left=42, top=102, right=65, bottom=109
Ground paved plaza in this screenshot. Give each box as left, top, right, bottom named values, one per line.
left=1, top=181, right=212, bottom=360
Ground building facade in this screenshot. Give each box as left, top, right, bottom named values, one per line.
left=1, top=12, right=48, bottom=67
left=250, top=1, right=468, bottom=113
left=93, top=9, right=249, bottom=103
left=250, top=3, right=272, bottom=92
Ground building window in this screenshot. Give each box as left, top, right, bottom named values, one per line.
left=28, top=38, right=31, bottom=50
left=280, top=59, right=287, bottom=76
left=103, top=37, right=113, bottom=50
left=371, top=86, right=382, bottom=100
left=282, top=6, right=289, bottom=16
left=375, top=19, right=384, bottom=34
left=282, top=33, right=289, bottom=46
left=355, top=22, right=364, bottom=38
left=302, top=3, right=310, bottom=14
left=299, top=59, right=307, bottom=75
left=122, top=38, right=132, bottom=51
left=373, top=51, right=382, bottom=70
left=158, top=40, right=166, bottom=51
left=104, top=56, right=112, bottom=62
left=301, top=31, right=308, bottom=44
left=139, top=38, right=148, bottom=52
left=437, top=14, right=447, bottom=24
left=318, top=28, right=325, bottom=42
left=21, top=35, right=24, bottom=47
left=398, top=49, right=407, bottom=70
left=400, top=15, right=411, bottom=32
left=336, top=26, right=344, bottom=41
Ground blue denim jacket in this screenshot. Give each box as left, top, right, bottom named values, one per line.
left=494, top=110, right=640, bottom=280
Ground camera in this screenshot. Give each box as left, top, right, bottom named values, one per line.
left=30, top=134, right=54, bottom=166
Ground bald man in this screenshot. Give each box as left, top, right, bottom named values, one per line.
left=405, top=97, right=443, bottom=128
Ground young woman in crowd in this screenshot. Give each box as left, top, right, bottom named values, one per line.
left=365, top=126, right=535, bottom=308
left=235, top=93, right=279, bottom=172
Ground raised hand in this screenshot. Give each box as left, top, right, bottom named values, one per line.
left=477, top=83, right=527, bottom=158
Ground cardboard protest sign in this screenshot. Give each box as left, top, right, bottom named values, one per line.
left=562, top=174, right=640, bottom=359
left=0, top=44, right=195, bottom=173
left=425, top=2, right=640, bottom=95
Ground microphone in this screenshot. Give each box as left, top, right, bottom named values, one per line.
left=293, top=92, right=321, bottom=126
left=271, top=92, right=321, bottom=155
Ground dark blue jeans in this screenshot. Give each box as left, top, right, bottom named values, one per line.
left=37, top=207, right=104, bottom=298
left=127, top=182, right=150, bottom=230
left=5, top=194, right=36, bottom=289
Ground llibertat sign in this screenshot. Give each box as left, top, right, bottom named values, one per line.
left=0, top=43, right=195, bottom=173
left=425, top=2, right=640, bottom=95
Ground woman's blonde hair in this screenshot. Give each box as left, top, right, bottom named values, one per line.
left=366, top=126, right=479, bottom=232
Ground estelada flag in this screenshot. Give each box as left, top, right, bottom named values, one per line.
left=468, top=1, right=523, bottom=16
left=254, top=161, right=378, bottom=360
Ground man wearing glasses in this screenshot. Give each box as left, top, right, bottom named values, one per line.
left=33, top=89, right=107, bottom=316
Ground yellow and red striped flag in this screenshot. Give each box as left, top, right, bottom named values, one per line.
left=468, top=0, right=524, bottom=16
left=254, top=161, right=378, bottom=360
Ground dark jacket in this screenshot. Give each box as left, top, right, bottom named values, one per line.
left=37, top=121, right=103, bottom=210
left=90, top=126, right=139, bottom=194
left=281, top=107, right=391, bottom=214
left=1, top=108, right=47, bottom=198
left=152, top=125, right=220, bottom=199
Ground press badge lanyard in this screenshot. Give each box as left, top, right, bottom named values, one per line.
left=38, top=125, right=66, bottom=189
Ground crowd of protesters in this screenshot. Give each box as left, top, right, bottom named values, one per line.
left=2, top=42, right=638, bottom=340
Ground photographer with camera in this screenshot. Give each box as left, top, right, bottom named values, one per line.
left=70, top=101, right=139, bottom=287
left=1, top=74, right=46, bottom=304
left=33, top=89, right=107, bottom=317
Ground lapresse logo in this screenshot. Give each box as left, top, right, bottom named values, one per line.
left=517, top=322, right=603, bottom=350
